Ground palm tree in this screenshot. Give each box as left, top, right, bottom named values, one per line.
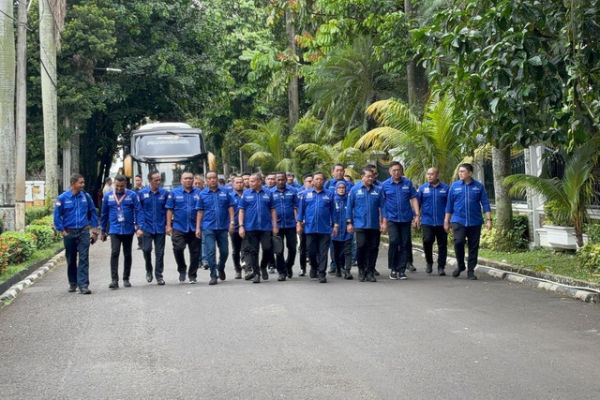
left=504, top=138, right=600, bottom=247
left=356, top=91, right=464, bottom=184
left=241, top=118, right=293, bottom=173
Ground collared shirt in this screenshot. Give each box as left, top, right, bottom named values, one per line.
left=332, top=193, right=351, bottom=241
left=137, top=186, right=169, bottom=234
left=100, top=189, right=141, bottom=234
left=165, top=186, right=202, bottom=232
left=382, top=177, right=418, bottom=223
left=445, top=179, right=491, bottom=226
left=271, top=185, right=299, bottom=229
left=346, top=181, right=384, bottom=230
left=239, top=188, right=275, bottom=231
left=324, top=178, right=353, bottom=192
left=196, top=187, right=234, bottom=231
left=296, top=188, right=334, bottom=234
left=53, top=190, right=99, bottom=231
left=417, top=181, right=449, bottom=226
left=231, top=191, right=244, bottom=231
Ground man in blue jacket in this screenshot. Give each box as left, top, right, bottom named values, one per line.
left=271, top=172, right=299, bottom=281
left=297, top=173, right=313, bottom=276
left=418, top=167, right=449, bottom=276
left=346, top=167, right=386, bottom=282
left=444, top=163, right=492, bottom=280
left=195, top=171, right=235, bottom=286
left=166, top=172, right=202, bottom=284
left=229, top=176, right=246, bottom=279
left=53, top=173, right=99, bottom=294
left=238, top=173, right=279, bottom=283
left=296, top=172, right=336, bottom=283
left=382, top=161, right=420, bottom=280
left=137, top=171, right=169, bottom=285
left=100, top=175, right=142, bottom=289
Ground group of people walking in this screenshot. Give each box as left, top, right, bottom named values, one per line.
left=53, top=162, right=491, bottom=294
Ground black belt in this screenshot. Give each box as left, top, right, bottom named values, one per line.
left=65, top=227, right=88, bottom=232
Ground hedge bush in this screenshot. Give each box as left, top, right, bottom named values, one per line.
left=579, top=243, right=600, bottom=272
left=584, top=223, right=600, bottom=244
left=0, top=232, right=36, bottom=266
left=26, top=225, right=55, bottom=249
left=25, top=206, right=52, bottom=226
left=480, top=215, right=529, bottom=252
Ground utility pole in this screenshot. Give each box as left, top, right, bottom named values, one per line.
left=15, top=0, right=28, bottom=231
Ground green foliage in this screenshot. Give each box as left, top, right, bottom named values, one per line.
left=543, top=200, right=573, bottom=227
left=26, top=225, right=57, bottom=249
left=25, top=206, right=52, bottom=226
left=241, top=118, right=293, bottom=172
left=584, top=223, right=600, bottom=244
left=0, top=232, right=37, bottom=264
left=480, top=214, right=529, bottom=252
left=578, top=243, right=600, bottom=273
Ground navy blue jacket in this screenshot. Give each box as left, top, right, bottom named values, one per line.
left=53, top=190, right=99, bottom=231
left=417, top=181, right=449, bottom=226
left=445, top=179, right=491, bottom=226
left=137, top=186, right=169, bottom=234
left=297, top=188, right=334, bottom=234
left=346, top=181, right=384, bottom=230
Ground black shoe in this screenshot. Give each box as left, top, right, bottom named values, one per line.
left=366, top=274, right=377, bottom=282
left=389, top=271, right=398, bottom=280
left=328, top=268, right=336, bottom=275
left=79, top=286, right=92, bottom=295
left=179, top=273, right=186, bottom=283
left=408, top=264, right=416, bottom=272
left=319, top=277, right=327, bottom=283
left=268, top=266, right=276, bottom=274
left=278, top=274, right=287, bottom=281
left=398, top=273, right=408, bottom=280
left=209, top=277, right=218, bottom=285
left=157, top=278, right=165, bottom=285
left=203, top=264, right=209, bottom=270
left=467, top=272, right=478, bottom=280
left=359, top=271, right=366, bottom=282
left=189, top=278, right=197, bottom=284
left=235, top=271, right=242, bottom=279
left=261, top=267, right=269, bottom=280
left=146, top=272, right=153, bottom=283
left=438, top=268, right=446, bottom=276
left=426, top=264, right=433, bottom=274
left=109, top=281, right=119, bottom=289
left=245, top=271, right=255, bottom=281
left=218, top=269, right=226, bottom=281
left=452, top=267, right=465, bottom=278
left=68, top=283, right=77, bottom=293
left=309, top=268, right=316, bottom=279
left=287, top=268, right=293, bottom=279
left=336, top=269, right=342, bottom=277
left=344, top=273, right=354, bottom=280
left=299, top=268, right=306, bottom=277
left=253, top=274, right=261, bottom=283
left=374, top=269, right=380, bottom=276
left=123, top=280, right=132, bottom=287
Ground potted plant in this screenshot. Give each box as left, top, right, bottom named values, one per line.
left=505, top=140, right=598, bottom=250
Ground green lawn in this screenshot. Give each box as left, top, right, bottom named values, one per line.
left=0, top=242, right=63, bottom=283
left=479, top=248, right=600, bottom=284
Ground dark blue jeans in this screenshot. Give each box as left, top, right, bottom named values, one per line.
left=202, top=229, right=229, bottom=278
left=142, top=232, right=166, bottom=279
left=64, top=228, right=91, bottom=288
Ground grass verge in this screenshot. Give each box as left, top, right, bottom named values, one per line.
left=0, top=242, right=63, bottom=283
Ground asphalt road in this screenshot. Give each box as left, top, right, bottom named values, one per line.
left=1, top=237, right=599, bottom=399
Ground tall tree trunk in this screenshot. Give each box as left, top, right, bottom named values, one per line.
left=39, top=0, right=58, bottom=206
left=492, top=145, right=513, bottom=234
left=15, top=0, right=28, bottom=231
left=0, top=0, right=16, bottom=232
left=405, top=0, right=429, bottom=116
left=285, top=8, right=299, bottom=132
left=71, top=132, right=80, bottom=173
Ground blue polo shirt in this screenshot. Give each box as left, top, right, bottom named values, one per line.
left=417, top=181, right=449, bottom=226
left=100, top=189, right=141, bottom=235
left=165, top=186, right=202, bottom=232
left=296, top=188, right=334, bottom=234
left=445, top=179, right=491, bottom=226
left=239, top=188, right=275, bottom=231
left=53, top=190, right=99, bottom=231
left=346, top=182, right=384, bottom=230
left=137, top=186, right=168, bottom=234
left=332, top=193, right=351, bottom=241
left=271, top=185, right=299, bottom=229
left=382, top=177, right=418, bottom=223
left=230, top=191, right=244, bottom=231
left=196, top=187, right=234, bottom=231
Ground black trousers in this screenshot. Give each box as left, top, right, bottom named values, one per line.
left=452, top=223, right=482, bottom=272
left=422, top=225, right=447, bottom=268
left=299, top=233, right=308, bottom=270
left=110, top=234, right=134, bottom=281
left=332, top=239, right=352, bottom=272
left=142, top=232, right=166, bottom=279
left=356, top=229, right=379, bottom=276
left=275, top=228, right=297, bottom=274
left=387, top=221, right=411, bottom=273
left=230, top=231, right=244, bottom=272
left=244, top=231, right=273, bottom=274
left=307, top=233, right=330, bottom=278
left=171, top=229, right=202, bottom=279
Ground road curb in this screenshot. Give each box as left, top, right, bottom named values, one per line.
left=0, top=251, right=66, bottom=307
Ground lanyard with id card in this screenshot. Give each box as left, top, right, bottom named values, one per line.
left=113, top=192, right=127, bottom=222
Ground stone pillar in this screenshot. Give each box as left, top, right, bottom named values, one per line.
left=525, top=144, right=545, bottom=246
